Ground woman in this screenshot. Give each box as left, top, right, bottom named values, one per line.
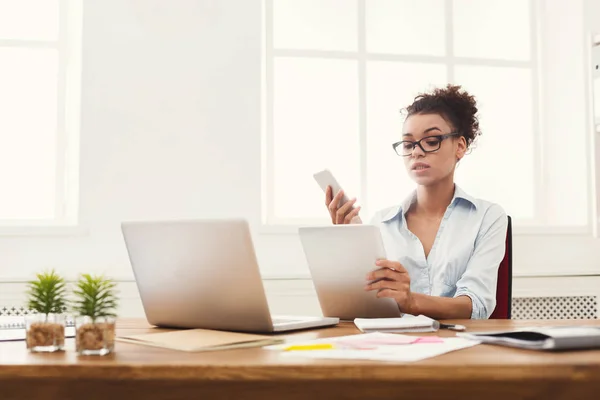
left=325, top=84, right=507, bottom=320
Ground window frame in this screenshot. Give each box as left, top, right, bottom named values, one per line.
left=589, top=33, right=600, bottom=238
left=261, top=0, right=592, bottom=236
left=0, top=0, right=82, bottom=235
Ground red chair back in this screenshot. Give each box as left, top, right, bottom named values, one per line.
left=489, top=216, right=512, bottom=319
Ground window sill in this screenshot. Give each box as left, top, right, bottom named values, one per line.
left=259, top=224, right=300, bottom=235
left=0, top=225, right=89, bottom=237
left=259, top=223, right=592, bottom=236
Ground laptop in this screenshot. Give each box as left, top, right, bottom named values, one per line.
left=121, top=218, right=338, bottom=333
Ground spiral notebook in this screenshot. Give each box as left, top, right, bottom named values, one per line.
left=0, top=316, right=76, bottom=342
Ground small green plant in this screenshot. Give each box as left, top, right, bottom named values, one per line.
left=72, top=274, right=118, bottom=321
left=26, top=270, right=67, bottom=319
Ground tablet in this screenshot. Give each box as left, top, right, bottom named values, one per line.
left=298, top=224, right=402, bottom=320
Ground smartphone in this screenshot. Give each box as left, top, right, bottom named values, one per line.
left=313, top=169, right=353, bottom=206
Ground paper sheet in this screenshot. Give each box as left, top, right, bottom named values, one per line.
left=117, top=328, right=283, bottom=352
left=0, top=316, right=76, bottom=342
left=0, top=316, right=27, bottom=329
left=267, top=332, right=480, bottom=362
left=0, top=326, right=76, bottom=342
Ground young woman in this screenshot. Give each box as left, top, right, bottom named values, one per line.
left=325, top=84, right=508, bottom=320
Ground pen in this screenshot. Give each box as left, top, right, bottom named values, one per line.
left=439, top=323, right=466, bottom=332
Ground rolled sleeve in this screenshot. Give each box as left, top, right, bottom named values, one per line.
left=455, top=289, right=487, bottom=319
left=454, top=205, right=508, bottom=319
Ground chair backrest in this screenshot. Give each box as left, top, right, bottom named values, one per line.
left=489, top=215, right=513, bottom=319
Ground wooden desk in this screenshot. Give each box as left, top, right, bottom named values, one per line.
left=1, top=319, right=600, bottom=400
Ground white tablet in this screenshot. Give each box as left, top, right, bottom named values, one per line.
left=298, top=224, right=402, bottom=321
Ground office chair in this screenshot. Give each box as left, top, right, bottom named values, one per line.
left=489, top=215, right=512, bottom=319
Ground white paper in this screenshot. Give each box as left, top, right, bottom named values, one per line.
left=535, top=327, right=600, bottom=338
left=267, top=332, right=480, bottom=362
left=0, top=316, right=76, bottom=342
left=0, top=316, right=27, bottom=329
left=0, top=326, right=76, bottom=342
left=282, top=338, right=478, bottom=362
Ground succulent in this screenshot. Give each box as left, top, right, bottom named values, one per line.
left=72, top=274, right=118, bottom=321
left=26, top=270, right=67, bottom=318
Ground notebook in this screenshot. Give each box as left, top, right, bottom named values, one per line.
left=354, top=314, right=440, bottom=333
left=457, top=327, right=600, bottom=350
left=117, top=328, right=285, bottom=352
left=0, top=316, right=76, bottom=342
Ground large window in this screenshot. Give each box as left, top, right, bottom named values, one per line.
left=263, top=0, right=590, bottom=231
left=0, top=0, right=80, bottom=228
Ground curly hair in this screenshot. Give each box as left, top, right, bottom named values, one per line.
left=403, top=84, right=481, bottom=149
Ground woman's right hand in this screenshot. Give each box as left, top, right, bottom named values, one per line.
left=325, top=185, right=362, bottom=224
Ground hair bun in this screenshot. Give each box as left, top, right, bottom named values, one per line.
left=404, top=84, right=481, bottom=148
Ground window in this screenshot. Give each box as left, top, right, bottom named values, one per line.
left=263, top=0, right=590, bottom=231
left=0, top=0, right=81, bottom=227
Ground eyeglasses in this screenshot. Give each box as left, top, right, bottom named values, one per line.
left=392, top=132, right=460, bottom=157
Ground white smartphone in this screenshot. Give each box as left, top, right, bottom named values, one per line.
left=313, top=169, right=353, bottom=206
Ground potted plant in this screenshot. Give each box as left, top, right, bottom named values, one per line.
left=72, top=274, right=119, bottom=356
left=25, top=270, right=68, bottom=352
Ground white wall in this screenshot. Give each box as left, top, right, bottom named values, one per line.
left=0, top=0, right=599, bottom=287
left=0, top=0, right=264, bottom=281
left=587, top=0, right=600, bottom=29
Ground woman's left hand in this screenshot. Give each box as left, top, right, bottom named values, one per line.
left=364, top=259, right=414, bottom=313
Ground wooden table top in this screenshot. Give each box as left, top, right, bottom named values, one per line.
left=2, top=318, right=600, bottom=400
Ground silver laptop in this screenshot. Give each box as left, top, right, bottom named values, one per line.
left=121, top=218, right=338, bottom=333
